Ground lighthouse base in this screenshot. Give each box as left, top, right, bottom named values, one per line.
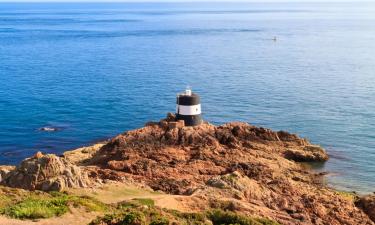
left=176, top=114, right=203, bottom=126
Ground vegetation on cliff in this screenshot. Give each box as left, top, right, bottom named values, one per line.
left=0, top=186, right=106, bottom=219
left=89, top=201, right=280, bottom=225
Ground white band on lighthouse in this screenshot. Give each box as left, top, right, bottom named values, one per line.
left=176, top=104, right=201, bottom=116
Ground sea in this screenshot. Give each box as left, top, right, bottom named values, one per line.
left=0, top=2, right=374, bottom=194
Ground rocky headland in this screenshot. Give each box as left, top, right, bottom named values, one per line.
left=0, top=114, right=374, bottom=225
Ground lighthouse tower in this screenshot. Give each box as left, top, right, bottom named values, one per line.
left=176, top=87, right=203, bottom=126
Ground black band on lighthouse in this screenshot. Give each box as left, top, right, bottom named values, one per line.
left=176, top=93, right=200, bottom=105
left=176, top=114, right=202, bottom=126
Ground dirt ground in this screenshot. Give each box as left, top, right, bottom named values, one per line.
left=68, top=182, right=196, bottom=212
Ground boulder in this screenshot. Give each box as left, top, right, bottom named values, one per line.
left=166, top=112, right=176, bottom=122
left=357, top=195, right=375, bottom=222
left=284, top=145, right=328, bottom=162
left=1, top=153, right=90, bottom=191
left=0, top=165, right=15, bottom=183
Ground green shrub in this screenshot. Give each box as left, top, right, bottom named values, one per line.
left=209, top=200, right=236, bottom=211
left=120, top=211, right=146, bottom=225
left=207, top=209, right=279, bottom=225
left=254, top=218, right=281, bottom=225
left=118, top=201, right=141, bottom=209
left=89, top=213, right=123, bottom=225
left=70, top=196, right=107, bottom=212
left=178, top=212, right=207, bottom=224
left=117, top=198, right=155, bottom=210
left=2, top=197, right=69, bottom=219
left=89, top=210, right=149, bottom=225
left=150, top=217, right=169, bottom=225
left=89, top=203, right=279, bottom=225
left=1, top=192, right=108, bottom=220
left=166, top=210, right=208, bottom=225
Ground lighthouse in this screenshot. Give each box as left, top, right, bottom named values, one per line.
left=176, top=87, right=203, bottom=126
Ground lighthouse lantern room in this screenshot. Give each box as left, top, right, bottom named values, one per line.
left=176, top=87, right=203, bottom=126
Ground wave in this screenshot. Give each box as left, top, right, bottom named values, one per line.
left=0, top=18, right=141, bottom=25
left=0, top=9, right=312, bottom=17
left=0, top=28, right=262, bottom=38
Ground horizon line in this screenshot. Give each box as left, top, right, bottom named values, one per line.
left=0, top=0, right=371, bottom=3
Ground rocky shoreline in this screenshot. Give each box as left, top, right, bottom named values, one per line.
left=0, top=114, right=374, bottom=224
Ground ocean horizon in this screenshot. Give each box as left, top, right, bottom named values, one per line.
left=0, top=2, right=374, bottom=194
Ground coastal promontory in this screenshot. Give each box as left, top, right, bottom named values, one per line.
left=0, top=114, right=374, bottom=225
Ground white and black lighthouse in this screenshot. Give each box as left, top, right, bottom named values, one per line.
left=176, top=87, right=203, bottom=126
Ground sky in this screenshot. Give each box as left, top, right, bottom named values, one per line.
left=0, top=0, right=365, bottom=2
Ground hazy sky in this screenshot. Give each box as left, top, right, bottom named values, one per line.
left=0, top=0, right=363, bottom=2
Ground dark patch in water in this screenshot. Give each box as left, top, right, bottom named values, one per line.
left=300, top=161, right=327, bottom=170
left=1, top=150, right=24, bottom=157
left=327, top=150, right=351, bottom=161
left=33, top=144, right=55, bottom=150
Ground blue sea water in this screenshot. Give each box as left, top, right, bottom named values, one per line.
left=0, top=2, right=374, bottom=193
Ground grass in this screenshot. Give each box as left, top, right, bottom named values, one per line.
left=208, top=209, right=280, bottom=225
left=0, top=185, right=281, bottom=224
left=132, top=198, right=155, bottom=207
left=90, top=203, right=280, bottom=225
left=0, top=188, right=108, bottom=220
left=0, top=195, right=13, bottom=209
left=89, top=208, right=162, bottom=225
left=69, top=195, right=108, bottom=212
left=67, top=183, right=161, bottom=205
left=2, top=197, right=69, bottom=219
left=0, top=185, right=280, bottom=224
left=117, top=198, right=155, bottom=210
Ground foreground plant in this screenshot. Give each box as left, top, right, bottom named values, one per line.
left=89, top=200, right=280, bottom=225
left=0, top=189, right=107, bottom=220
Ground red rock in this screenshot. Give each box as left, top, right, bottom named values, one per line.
left=33, top=151, right=44, bottom=159
left=357, top=195, right=375, bottom=222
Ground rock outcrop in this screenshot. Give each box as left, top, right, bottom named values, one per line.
left=0, top=165, right=15, bottom=183
left=1, top=152, right=90, bottom=191
left=284, top=145, right=328, bottom=162
left=1, top=115, right=373, bottom=225
left=87, top=121, right=329, bottom=194
left=357, top=195, right=375, bottom=222
left=81, top=119, right=371, bottom=224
